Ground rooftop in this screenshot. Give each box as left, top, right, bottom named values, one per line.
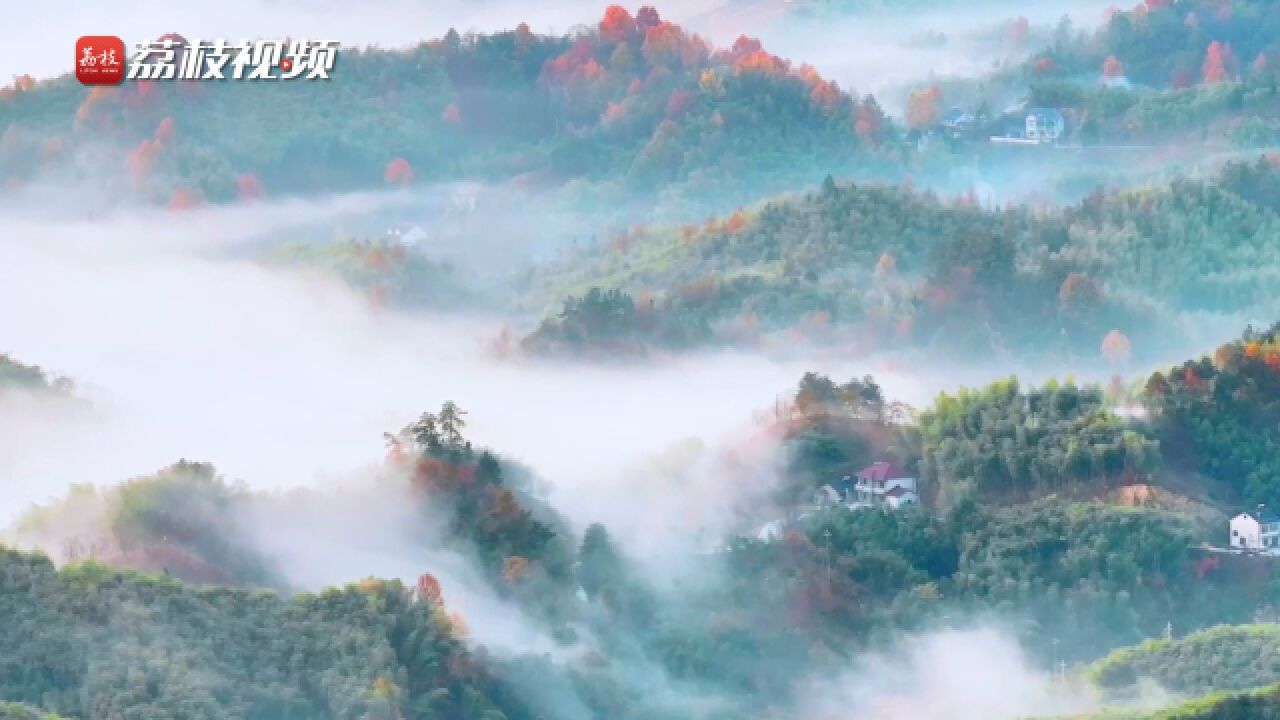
left=856, top=461, right=912, bottom=483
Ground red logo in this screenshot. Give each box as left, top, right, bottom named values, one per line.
left=76, top=36, right=126, bottom=85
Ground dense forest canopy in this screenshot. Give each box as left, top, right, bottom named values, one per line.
left=0, top=6, right=898, bottom=209
left=8, top=342, right=1280, bottom=717
left=8, top=1, right=1280, bottom=718
left=1036, top=0, right=1280, bottom=90
left=0, top=547, right=530, bottom=720
left=525, top=158, right=1280, bottom=360
left=1144, top=322, right=1280, bottom=508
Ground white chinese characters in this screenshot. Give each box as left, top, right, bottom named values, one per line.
left=127, top=39, right=338, bottom=81
left=79, top=45, right=121, bottom=69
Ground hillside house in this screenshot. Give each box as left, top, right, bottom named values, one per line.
left=1024, top=108, right=1066, bottom=143
left=1231, top=506, right=1280, bottom=552
left=884, top=486, right=918, bottom=509
left=854, top=461, right=918, bottom=507
left=990, top=105, right=1067, bottom=145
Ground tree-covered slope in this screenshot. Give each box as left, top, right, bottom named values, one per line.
left=526, top=158, right=1280, bottom=360
left=0, top=6, right=897, bottom=207
left=1034, top=0, right=1280, bottom=90
left=1143, top=321, right=1280, bottom=508
left=0, top=547, right=526, bottom=720
left=13, top=461, right=284, bottom=589
left=1090, top=624, right=1280, bottom=697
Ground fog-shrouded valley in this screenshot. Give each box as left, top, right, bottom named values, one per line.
left=4, top=1, right=1280, bottom=719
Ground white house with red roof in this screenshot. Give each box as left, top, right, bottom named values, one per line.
left=854, top=461, right=919, bottom=508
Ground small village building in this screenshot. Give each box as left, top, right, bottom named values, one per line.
left=1024, top=108, right=1066, bottom=143
left=854, top=461, right=917, bottom=507
left=940, top=108, right=976, bottom=138
left=884, top=485, right=919, bottom=509
left=1230, top=506, right=1280, bottom=551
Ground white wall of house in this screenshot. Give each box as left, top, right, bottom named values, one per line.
left=1025, top=113, right=1064, bottom=142
left=886, top=491, right=919, bottom=509
left=885, top=477, right=917, bottom=494
left=1231, top=513, right=1260, bottom=549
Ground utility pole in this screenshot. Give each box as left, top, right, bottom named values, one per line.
left=824, top=529, right=833, bottom=584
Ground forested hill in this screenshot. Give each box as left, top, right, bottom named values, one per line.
left=1014, top=0, right=1280, bottom=148
left=1089, top=624, right=1280, bottom=698
left=0, top=5, right=897, bottom=207
left=524, top=157, right=1280, bottom=360
left=1033, top=0, right=1279, bottom=90
left=0, top=354, right=70, bottom=397
left=1143, top=321, right=1280, bottom=508
left=11, top=365, right=1280, bottom=717
left=0, top=547, right=531, bottom=720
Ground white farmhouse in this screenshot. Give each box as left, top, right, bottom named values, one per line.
left=854, top=461, right=919, bottom=508
left=1025, top=108, right=1066, bottom=143
left=1230, top=506, right=1280, bottom=551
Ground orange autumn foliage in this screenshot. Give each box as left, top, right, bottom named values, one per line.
left=1183, top=367, right=1208, bottom=392
left=364, top=248, right=391, bottom=271
left=810, top=81, right=840, bottom=113
left=514, top=22, right=534, bottom=51
left=126, top=141, right=160, bottom=186
left=1100, top=329, right=1132, bottom=364
left=544, top=37, right=596, bottom=80
left=1203, top=40, right=1231, bottom=84
left=642, top=21, right=685, bottom=66
left=167, top=187, right=202, bottom=211
left=235, top=173, right=264, bottom=201
left=417, top=573, right=443, bottom=604
left=729, top=35, right=763, bottom=62
left=442, top=103, right=462, bottom=124
left=125, top=117, right=175, bottom=186
left=666, top=89, right=693, bottom=118
left=734, top=50, right=789, bottom=75
left=384, top=157, right=414, bottom=185
left=599, top=5, right=636, bottom=44
left=42, top=136, right=64, bottom=161
left=1103, top=55, right=1125, bottom=78
left=447, top=612, right=471, bottom=639
left=75, top=86, right=114, bottom=124
left=603, top=100, right=628, bottom=123
left=134, top=80, right=157, bottom=104
left=490, top=487, right=521, bottom=518
left=855, top=100, right=885, bottom=137
left=154, top=116, right=174, bottom=144
left=502, top=555, right=530, bottom=584
left=875, top=252, right=897, bottom=277
left=905, top=85, right=942, bottom=130
left=1008, top=17, right=1030, bottom=44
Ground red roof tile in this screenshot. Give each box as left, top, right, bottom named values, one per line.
left=856, top=461, right=912, bottom=483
